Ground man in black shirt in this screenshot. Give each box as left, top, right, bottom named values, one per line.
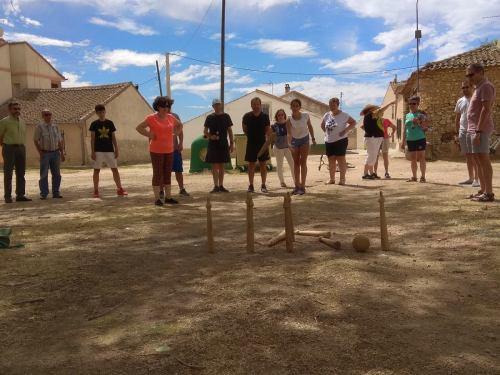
left=243, top=97, right=271, bottom=193
left=89, top=104, right=127, bottom=198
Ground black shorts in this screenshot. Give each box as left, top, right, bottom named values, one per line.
left=325, top=138, right=348, bottom=157
left=406, top=138, right=426, bottom=152
left=245, top=142, right=270, bottom=163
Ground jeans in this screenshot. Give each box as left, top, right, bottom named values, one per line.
left=2, top=144, right=26, bottom=199
left=39, top=151, right=61, bottom=197
left=274, top=147, right=295, bottom=184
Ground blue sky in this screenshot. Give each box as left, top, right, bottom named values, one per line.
left=1, top=0, right=499, bottom=122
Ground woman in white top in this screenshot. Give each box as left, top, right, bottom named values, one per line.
left=286, top=99, right=316, bottom=195
left=320, top=97, right=356, bottom=185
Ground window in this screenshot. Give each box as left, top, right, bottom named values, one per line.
left=51, top=82, right=60, bottom=88
left=262, top=103, right=271, bottom=117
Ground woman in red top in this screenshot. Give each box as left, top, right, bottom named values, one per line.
left=136, top=96, right=182, bottom=206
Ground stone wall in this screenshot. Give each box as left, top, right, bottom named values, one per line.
left=405, top=66, right=500, bottom=159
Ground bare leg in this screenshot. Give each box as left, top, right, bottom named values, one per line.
left=477, top=153, right=493, bottom=194
left=327, top=156, right=336, bottom=182
left=248, top=162, right=256, bottom=186
left=299, top=143, right=309, bottom=189
left=374, top=152, right=380, bottom=174
left=175, top=172, right=184, bottom=189
left=383, top=152, right=389, bottom=174
left=218, top=164, right=225, bottom=186
left=338, top=156, right=347, bottom=183
left=211, top=165, right=218, bottom=186
left=465, top=153, right=475, bottom=180
left=474, top=154, right=485, bottom=192
left=410, top=152, right=418, bottom=179
left=93, top=169, right=100, bottom=191
left=418, top=151, right=426, bottom=179
left=291, top=147, right=300, bottom=188
left=260, top=162, right=267, bottom=186
left=111, top=168, right=123, bottom=189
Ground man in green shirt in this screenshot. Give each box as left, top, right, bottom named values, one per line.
left=0, top=101, right=32, bottom=203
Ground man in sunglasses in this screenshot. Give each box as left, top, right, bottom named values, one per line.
left=465, top=63, right=496, bottom=202
left=0, top=101, right=32, bottom=203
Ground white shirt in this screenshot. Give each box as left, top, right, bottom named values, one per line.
left=289, top=112, right=310, bottom=139
left=323, top=111, right=351, bottom=143
left=454, top=96, right=470, bottom=133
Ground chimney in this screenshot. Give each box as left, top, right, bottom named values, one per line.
left=285, top=83, right=290, bottom=93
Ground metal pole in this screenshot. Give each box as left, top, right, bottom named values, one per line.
left=220, top=0, right=226, bottom=111
left=415, top=0, right=421, bottom=94
left=340, top=91, right=343, bottom=109
left=155, top=60, right=163, bottom=96
left=166, top=52, right=171, bottom=98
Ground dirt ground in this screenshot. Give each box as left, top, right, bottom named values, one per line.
left=1, top=151, right=499, bottom=375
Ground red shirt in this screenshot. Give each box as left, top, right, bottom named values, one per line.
left=467, top=79, right=496, bottom=134
left=146, top=113, right=175, bottom=154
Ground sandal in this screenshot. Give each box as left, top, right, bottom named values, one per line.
left=419, top=177, right=426, bottom=183
left=472, top=193, right=495, bottom=202
left=406, top=177, right=417, bottom=182
left=467, top=191, right=483, bottom=199
left=325, top=180, right=335, bottom=185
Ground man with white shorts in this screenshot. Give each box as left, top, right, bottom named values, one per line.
left=89, top=104, right=127, bottom=198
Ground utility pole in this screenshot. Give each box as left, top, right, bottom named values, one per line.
left=220, top=0, right=226, bottom=111
left=155, top=60, right=163, bottom=96
left=415, top=0, right=422, bottom=94
left=165, top=52, right=171, bottom=98
left=339, top=92, right=343, bottom=109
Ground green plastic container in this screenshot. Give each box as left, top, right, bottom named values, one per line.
left=189, top=135, right=232, bottom=173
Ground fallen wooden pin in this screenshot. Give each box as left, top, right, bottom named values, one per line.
left=318, top=237, right=341, bottom=250
left=295, top=230, right=331, bottom=238
left=267, top=230, right=286, bottom=247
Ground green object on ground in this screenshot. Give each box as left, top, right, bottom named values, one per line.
left=189, top=135, right=232, bottom=173
left=0, top=228, right=12, bottom=248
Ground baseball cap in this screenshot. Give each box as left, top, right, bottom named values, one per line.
left=212, top=98, right=222, bottom=105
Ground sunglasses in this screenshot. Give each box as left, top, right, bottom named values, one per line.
left=462, top=86, right=469, bottom=89
left=409, top=102, right=418, bottom=105
left=465, top=73, right=474, bottom=78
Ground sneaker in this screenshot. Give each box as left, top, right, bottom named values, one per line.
left=93, top=190, right=100, bottom=198
left=219, top=186, right=230, bottom=193
left=155, top=199, right=164, bottom=206
left=247, top=185, right=254, bottom=193
left=210, top=186, right=220, bottom=193
left=419, top=177, right=426, bottom=183
left=164, top=198, right=178, bottom=204
left=117, top=188, right=128, bottom=196
left=40, top=195, right=47, bottom=200
left=5, top=197, right=13, bottom=203
left=16, top=196, right=32, bottom=202
left=298, top=188, right=305, bottom=195
left=53, top=193, right=63, bottom=199
left=472, top=180, right=480, bottom=187
left=384, top=172, right=391, bottom=179
left=362, top=174, right=374, bottom=180
left=159, top=190, right=165, bottom=200
left=261, top=184, right=268, bottom=193
left=280, top=182, right=287, bottom=188
left=291, top=187, right=300, bottom=195
left=459, top=179, right=473, bottom=185
left=372, top=173, right=381, bottom=179
left=179, top=188, right=190, bottom=196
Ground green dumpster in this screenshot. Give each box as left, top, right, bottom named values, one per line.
left=189, top=135, right=232, bottom=173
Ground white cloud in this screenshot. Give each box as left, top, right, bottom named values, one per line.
left=3, top=0, right=20, bottom=15
left=337, top=0, right=500, bottom=60
left=174, top=28, right=186, bottom=36
left=239, top=38, right=316, bottom=58
left=0, top=18, right=14, bottom=27
left=209, top=32, right=237, bottom=41
left=88, top=48, right=185, bottom=71
left=61, top=72, right=92, bottom=87
left=333, top=29, right=359, bottom=56
left=4, top=32, right=90, bottom=47
left=20, top=15, right=41, bottom=27
left=232, top=77, right=388, bottom=109
left=89, top=16, right=157, bottom=36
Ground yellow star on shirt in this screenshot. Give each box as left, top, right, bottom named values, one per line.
left=98, top=126, right=110, bottom=139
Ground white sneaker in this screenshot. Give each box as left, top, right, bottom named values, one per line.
left=472, top=180, right=480, bottom=187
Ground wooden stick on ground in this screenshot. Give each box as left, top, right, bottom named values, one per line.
left=379, top=191, right=389, bottom=251
left=319, top=237, right=341, bottom=250
left=87, top=301, right=125, bottom=321
left=206, top=196, right=214, bottom=253
left=175, top=357, right=206, bottom=370
left=246, top=192, right=255, bottom=254
left=295, top=230, right=331, bottom=238
left=267, top=230, right=286, bottom=247
left=283, top=193, right=294, bottom=252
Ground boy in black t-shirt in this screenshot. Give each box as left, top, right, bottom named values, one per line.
left=242, top=97, right=271, bottom=193
left=89, top=104, right=127, bottom=198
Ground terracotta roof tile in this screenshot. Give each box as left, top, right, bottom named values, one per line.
left=0, top=82, right=132, bottom=124
left=422, top=41, right=500, bottom=71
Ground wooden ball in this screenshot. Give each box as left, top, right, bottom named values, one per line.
left=352, top=235, right=370, bottom=252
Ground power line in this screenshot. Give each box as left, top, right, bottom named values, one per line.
left=181, top=0, right=215, bottom=51
left=168, top=51, right=416, bottom=77
left=138, top=63, right=165, bottom=86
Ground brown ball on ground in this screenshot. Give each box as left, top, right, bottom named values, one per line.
left=352, top=235, right=370, bottom=252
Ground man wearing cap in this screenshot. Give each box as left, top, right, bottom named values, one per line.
left=204, top=98, right=234, bottom=193
left=360, top=104, right=384, bottom=179
left=0, top=101, right=32, bottom=203
left=33, top=109, right=65, bottom=199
